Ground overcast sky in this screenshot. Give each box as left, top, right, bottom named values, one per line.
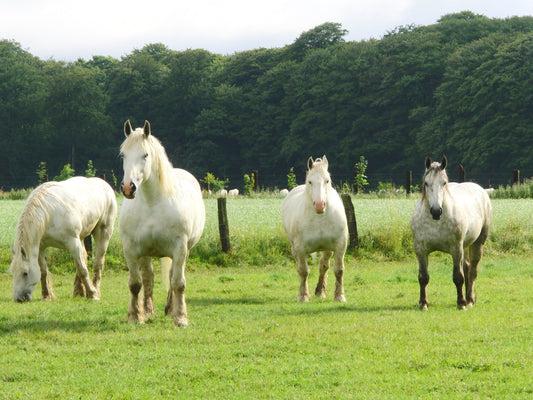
left=2, top=0, right=533, bottom=61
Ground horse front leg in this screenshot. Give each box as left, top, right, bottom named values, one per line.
left=465, top=243, right=483, bottom=306
left=293, top=248, right=310, bottom=302
left=38, top=250, right=55, bottom=301
left=333, top=250, right=346, bottom=302
left=126, top=253, right=144, bottom=323
left=416, top=251, right=429, bottom=310
left=315, top=251, right=331, bottom=298
left=165, top=241, right=189, bottom=326
left=140, top=257, right=155, bottom=318
left=452, top=247, right=467, bottom=310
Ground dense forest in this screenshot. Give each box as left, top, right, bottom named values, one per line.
left=1, top=11, right=532, bottom=191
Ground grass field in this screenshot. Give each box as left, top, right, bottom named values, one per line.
left=1, top=197, right=532, bottom=398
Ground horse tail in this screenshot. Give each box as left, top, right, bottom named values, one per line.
left=161, top=257, right=172, bottom=291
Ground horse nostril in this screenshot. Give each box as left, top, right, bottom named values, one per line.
left=121, top=182, right=136, bottom=199
left=430, top=206, right=442, bottom=220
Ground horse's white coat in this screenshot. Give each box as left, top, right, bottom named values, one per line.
left=282, top=156, right=348, bottom=302
left=410, top=156, right=492, bottom=310
left=9, top=177, right=117, bottom=302
left=119, top=120, right=205, bottom=326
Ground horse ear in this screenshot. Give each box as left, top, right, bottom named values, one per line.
left=143, top=120, right=151, bottom=138
left=322, top=155, right=328, bottom=169
left=307, top=157, right=314, bottom=170
left=440, top=155, right=447, bottom=170
left=425, top=156, right=431, bottom=169
left=124, top=120, right=133, bottom=137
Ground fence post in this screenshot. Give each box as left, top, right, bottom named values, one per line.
left=458, top=164, right=465, bottom=183
left=513, top=169, right=520, bottom=185
left=217, top=197, right=231, bottom=252
left=340, top=194, right=358, bottom=249
left=406, top=170, right=412, bottom=195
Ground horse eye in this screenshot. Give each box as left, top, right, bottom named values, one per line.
left=308, top=181, right=312, bottom=185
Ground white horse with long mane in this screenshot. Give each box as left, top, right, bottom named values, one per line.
left=9, top=177, right=117, bottom=302
left=119, top=120, right=205, bottom=326
left=282, top=156, right=348, bottom=302
left=410, top=156, right=492, bottom=310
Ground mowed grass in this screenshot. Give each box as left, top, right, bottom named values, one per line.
left=0, top=197, right=532, bottom=398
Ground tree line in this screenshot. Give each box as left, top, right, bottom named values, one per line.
left=1, top=11, right=532, bottom=191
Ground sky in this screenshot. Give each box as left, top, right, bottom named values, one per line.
left=2, top=0, right=533, bottom=61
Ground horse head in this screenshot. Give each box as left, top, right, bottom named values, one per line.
left=306, top=155, right=331, bottom=214
left=9, top=246, right=40, bottom=302
left=120, top=120, right=153, bottom=199
left=423, top=155, right=448, bottom=220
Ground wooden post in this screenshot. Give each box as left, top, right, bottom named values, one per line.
left=406, top=170, right=412, bottom=195
left=217, top=197, right=231, bottom=253
left=458, top=164, right=465, bottom=183
left=513, top=169, right=520, bottom=185
left=341, top=194, right=358, bottom=249
left=251, top=170, right=258, bottom=191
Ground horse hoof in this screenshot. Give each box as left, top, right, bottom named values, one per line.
left=418, top=304, right=428, bottom=311
left=128, top=313, right=145, bottom=324
left=174, top=316, right=188, bottom=327
left=458, top=304, right=467, bottom=310
left=297, top=295, right=310, bottom=302
left=334, top=295, right=346, bottom=303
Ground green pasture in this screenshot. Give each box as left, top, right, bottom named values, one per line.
left=1, top=197, right=532, bottom=399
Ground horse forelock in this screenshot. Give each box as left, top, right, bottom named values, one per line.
left=121, top=129, right=176, bottom=196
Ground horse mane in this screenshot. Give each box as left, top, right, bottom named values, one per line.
left=13, top=183, right=62, bottom=257
left=120, top=129, right=177, bottom=197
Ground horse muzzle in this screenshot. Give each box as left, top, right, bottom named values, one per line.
left=15, top=292, right=32, bottom=302
left=121, top=182, right=136, bottom=199
left=313, top=200, right=326, bottom=214
left=430, top=206, right=442, bottom=220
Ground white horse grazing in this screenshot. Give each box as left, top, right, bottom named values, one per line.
left=119, top=120, right=205, bottom=326
left=228, top=188, right=239, bottom=196
left=9, top=177, right=117, bottom=302
left=282, top=156, right=348, bottom=302
left=410, top=156, right=492, bottom=310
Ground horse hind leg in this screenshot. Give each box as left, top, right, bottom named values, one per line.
left=315, top=251, right=331, bottom=298
left=69, top=238, right=99, bottom=300
left=91, top=226, right=114, bottom=298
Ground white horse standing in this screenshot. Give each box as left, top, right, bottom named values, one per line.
left=9, top=177, right=117, bottom=302
left=282, top=156, right=348, bottom=302
left=119, top=120, right=205, bottom=326
left=410, top=156, right=492, bottom=310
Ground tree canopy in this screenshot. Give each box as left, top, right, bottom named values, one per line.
left=1, top=12, right=532, bottom=190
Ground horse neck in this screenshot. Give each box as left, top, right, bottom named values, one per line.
left=139, top=162, right=175, bottom=202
